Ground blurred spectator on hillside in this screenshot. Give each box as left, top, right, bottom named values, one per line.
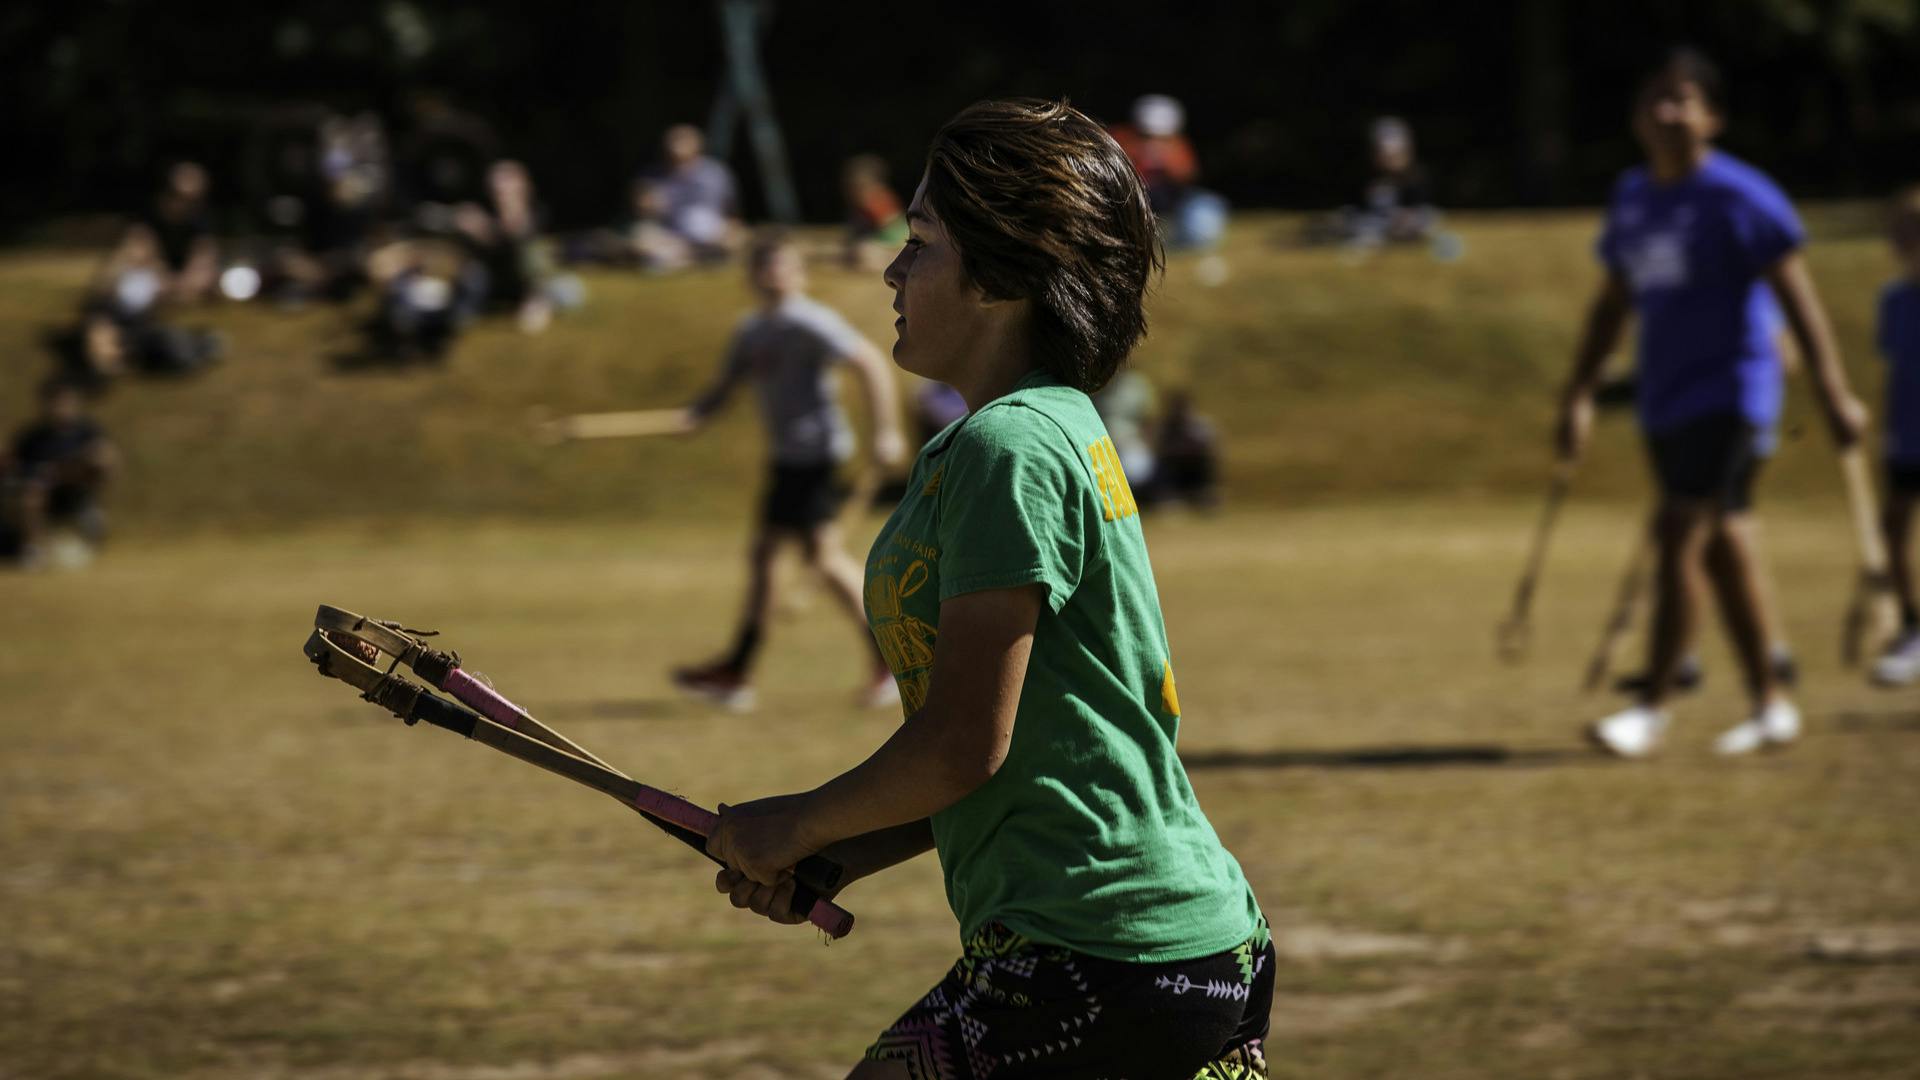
left=1146, top=389, right=1222, bottom=510
left=629, top=124, right=743, bottom=270
left=248, top=111, right=327, bottom=236
left=1094, top=368, right=1159, bottom=487
left=0, top=378, right=119, bottom=570
left=321, top=112, right=391, bottom=225
left=70, top=221, right=223, bottom=382
left=355, top=237, right=484, bottom=364
left=1305, top=117, right=1459, bottom=259
left=308, top=113, right=389, bottom=294
left=1110, top=95, right=1227, bottom=251
left=452, top=160, right=584, bottom=333
left=397, top=94, right=500, bottom=230
left=252, top=112, right=390, bottom=303
left=913, top=379, right=969, bottom=446
left=1356, top=116, right=1438, bottom=244
left=877, top=379, right=969, bottom=505
left=118, top=161, right=220, bottom=304
left=842, top=154, right=908, bottom=270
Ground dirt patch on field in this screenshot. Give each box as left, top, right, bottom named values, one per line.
left=1269, top=984, right=1434, bottom=1036
left=204, top=969, right=290, bottom=1003
left=1274, top=924, right=1467, bottom=962
left=1616, top=899, right=1920, bottom=961
left=1735, top=968, right=1920, bottom=1035
left=1806, top=926, right=1920, bottom=964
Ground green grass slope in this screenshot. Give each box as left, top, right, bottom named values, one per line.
left=0, top=206, right=1900, bottom=532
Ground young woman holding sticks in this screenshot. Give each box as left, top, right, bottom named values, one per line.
left=705, top=99, right=1272, bottom=1080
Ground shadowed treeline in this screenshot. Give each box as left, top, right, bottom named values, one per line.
left=3, top=1, right=1919, bottom=232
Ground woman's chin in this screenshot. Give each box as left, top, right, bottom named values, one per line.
left=891, top=339, right=929, bottom=377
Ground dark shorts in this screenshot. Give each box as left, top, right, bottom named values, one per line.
left=865, top=920, right=1274, bottom=1080
left=761, top=462, right=845, bottom=530
left=1888, top=460, right=1920, bottom=498
left=1644, top=413, right=1766, bottom=512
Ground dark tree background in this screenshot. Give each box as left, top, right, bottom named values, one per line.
left=2, top=0, right=1916, bottom=235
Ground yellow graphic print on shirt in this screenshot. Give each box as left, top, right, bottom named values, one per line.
left=868, top=558, right=938, bottom=713
left=1161, top=660, right=1181, bottom=718
left=1087, top=436, right=1139, bottom=521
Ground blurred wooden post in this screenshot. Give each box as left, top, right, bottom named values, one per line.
left=714, top=0, right=800, bottom=223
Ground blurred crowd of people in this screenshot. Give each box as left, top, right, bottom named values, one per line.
left=4, top=92, right=1252, bottom=569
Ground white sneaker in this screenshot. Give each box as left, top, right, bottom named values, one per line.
left=1871, top=631, right=1920, bottom=687
left=1586, top=705, right=1672, bottom=758
left=668, top=664, right=757, bottom=713
left=1713, top=698, right=1801, bottom=756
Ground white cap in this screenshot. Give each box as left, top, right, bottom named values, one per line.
left=1133, top=94, right=1185, bottom=138
left=1370, top=116, right=1412, bottom=151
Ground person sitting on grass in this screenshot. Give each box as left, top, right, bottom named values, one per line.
left=452, top=160, right=582, bottom=334
left=630, top=124, right=743, bottom=271
left=704, top=99, right=1271, bottom=1080
left=842, top=153, right=910, bottom=271
left=1, top=378, right=119, bottom=570
left=1869, top=187, right=1920, bottom=685
left=79, top=214, right=224, bottom=380
left=1150, top=388, right=1223, bottom=511
left=1558, top=47, right=1867, bottom=758
left=1110, top=93, right=1228, bottom=252
left=122, top=161, right=220, bottom=305
left=669, top=230, right=908, bottom=712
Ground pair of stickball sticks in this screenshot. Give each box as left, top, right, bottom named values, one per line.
left=1496, top=446, right=1901, bottom=684
left=303, top=605, right=854, bottom=939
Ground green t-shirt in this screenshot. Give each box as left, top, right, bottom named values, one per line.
left=864, top=370, right=1260, bottom=962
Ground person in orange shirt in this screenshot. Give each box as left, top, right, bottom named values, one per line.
left=1109, top=94, right=1225, bottom=251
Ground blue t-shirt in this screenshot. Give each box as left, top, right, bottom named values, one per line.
left=1878, top=280, right=1920, bottom=465
left=1597, top=151, right=1804, bottom=434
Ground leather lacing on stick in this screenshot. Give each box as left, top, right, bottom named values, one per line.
left=303, top=606, right=857, bottom=940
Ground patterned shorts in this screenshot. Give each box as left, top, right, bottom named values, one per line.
left=865, top=919, right=1273, bottom=1080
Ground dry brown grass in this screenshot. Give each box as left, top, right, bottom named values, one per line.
left=3, top=209, right=1917, bottom=1077
left=3, top=504, right=1918, bottom=1078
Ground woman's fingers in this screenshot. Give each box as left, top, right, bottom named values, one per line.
left=721, top=868, right=808, bottom=923
left=763, top=877, right=807, bottom=924
left=728, top=874, right=763, bottom=910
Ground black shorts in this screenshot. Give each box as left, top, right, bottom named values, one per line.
left=1644, top=413, right=1766, bottom=512
left=761, top=462, right=846, bottom=530
left=864, top=920, right=1274, bottom=1080
left=1888, top=460, right=1920, bottom=498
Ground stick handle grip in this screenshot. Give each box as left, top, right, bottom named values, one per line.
left=1841, top=447, right=1893, bottom=572
left=409, top=690, right=854, bottom=937
left=800, top=894, right=856, bottom=938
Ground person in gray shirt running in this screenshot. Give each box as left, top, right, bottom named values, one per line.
left=672, top=231, right=907, bottom=711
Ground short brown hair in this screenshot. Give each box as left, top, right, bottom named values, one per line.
left=747, top=227, right=795, bottom=269
left=924, top=99, right=1161, bottom=393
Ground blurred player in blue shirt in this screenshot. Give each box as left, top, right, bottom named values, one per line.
left=1556, top=47, right=1867, bottom=758
left=1869, top=188, right=1920, bottom=685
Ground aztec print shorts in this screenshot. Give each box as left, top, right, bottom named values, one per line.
left=864, top=918, right=1274, bottom=1080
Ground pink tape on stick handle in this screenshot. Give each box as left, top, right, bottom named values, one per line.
left=441, top=667, right=720, bottom=836
left=437, top=667, right=855, bottom=939
left=808, top=900, right=855, bottom=939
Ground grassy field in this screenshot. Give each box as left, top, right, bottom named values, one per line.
left=3, top=506, right=1919, bottom=1079
left=3, top=211, right=1919, bottom=1078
